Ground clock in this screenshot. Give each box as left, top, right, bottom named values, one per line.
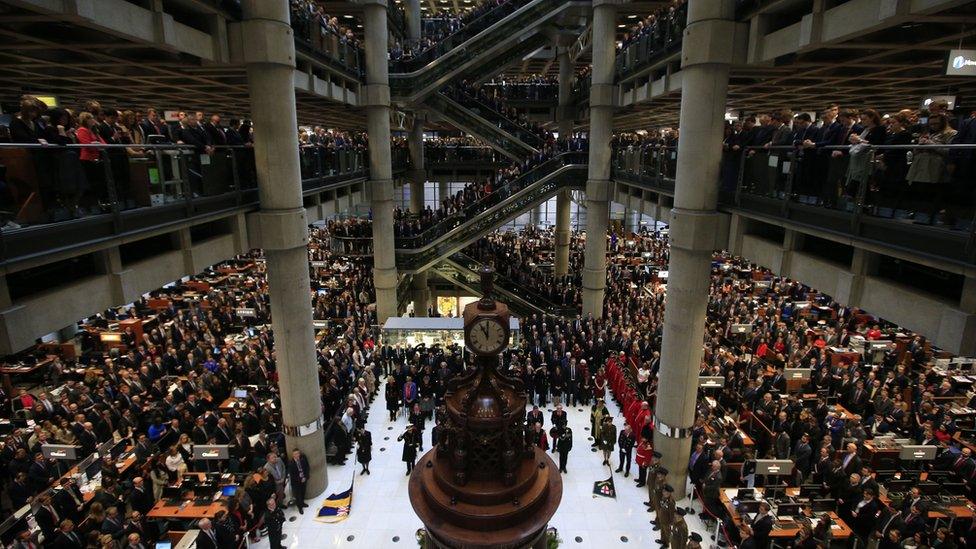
left=466, top=316, right=509, bottom=356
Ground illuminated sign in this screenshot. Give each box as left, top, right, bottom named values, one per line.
left=947, top=49, right=976, bottom=76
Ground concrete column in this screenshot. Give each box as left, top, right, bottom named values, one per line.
left=554, top=44, right=573, bottom=277
left=362, top=0, right=399, bottom=323
left=241, top=0, right=326, bottom=497
left=412, top=271, right=430, bottom=316
left=408, top=117, right=426, bottom=214
left=438, top=180, right=449, bottom=205
left=580, top=0, right=617, bottom=317
left=654, top=0, right=735, bottom=501
left=961, top=276, right=976, bottom=315
left=405, top=0, right=422, bottom=44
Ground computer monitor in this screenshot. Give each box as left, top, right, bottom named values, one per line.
left=737, top=488, right=755, bottom=500
left=220, top=485, right=238, bottom=497
left=233, top=389, right=248, bottom=399
left=886, top=479, right=913, bottom=492
left=755, top=459, right=793, bottom=476
left=799, top=484, right=822, bottom=498
left=110, top=440, right=127, bottom=460
left=699, top=376, right=725, bottom=389
left=192, top=445, right=230, bottom=460
left=736, top=500, right=761, bottom=515
left=918, top=482, right=940, bottom=496
left=731, top=324, right=753, bottom=335
left=942, top=482, right=966, bottom=496
left=41, top=444, right=78, bottom=461
left=777, top=503, right=805, bottom=518
left=154, top=542, right=172, bottom=549
left=811, top=499, right=836, bottom=513
left=84, top=460, right=102, bottom=481
left=162, top=486, right=181, bottom=500
left=899, top=445, right=938, bottom=460
left=784, top=368, right=812, bottom=381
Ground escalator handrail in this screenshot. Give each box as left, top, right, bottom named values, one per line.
left=448, top=89, right=546, bottom=148
left=389, top=0, right=532, bottom=74
left=394, top=161, right=587, bottom=272
left=428, top=92, right=540, bottom=157
left=448, top=252, right=577, bottom=316
left=395, top=152, right=585, bottom=251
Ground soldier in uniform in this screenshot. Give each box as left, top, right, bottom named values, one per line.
left=263, top=497, right=286, bottom=549
left=555, top=426, right=573, bottom=474
left=648, top=463, right=667, bottom=526
left=657, top=484, right=677, bottom=547
left=688, top=532, right=703, bottom=549
left=672, top=507, right=689, bottom=549
left=645, top=451, right=663, bottom=515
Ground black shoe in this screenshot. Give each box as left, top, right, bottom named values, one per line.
left=614, top=468, right=622, bottom=473
left=644, top=502, right=652, bottom=507
left=298, top=507, right=304, bottom=515
left=636, top=482, right=645, bottom=487
left=653, top=527, right=660, bottom=531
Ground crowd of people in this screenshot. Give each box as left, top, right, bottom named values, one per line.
left=718, top=100, right=976, bottom=227
left=423, top=136, right=503, bottom=163
left=289, top=0, right=362, bottom=69
left=616, top=0, right=687, bottom=74
left=446, top=82, right=554, bottom=144
left=483, top=76, right=560, bottom=101
left=0, top=223, right=389, bottom=547
left=389, top=0, right=512, bottom=64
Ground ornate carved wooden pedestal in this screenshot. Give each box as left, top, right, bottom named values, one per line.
left=408, top=268, right=562, bottom=549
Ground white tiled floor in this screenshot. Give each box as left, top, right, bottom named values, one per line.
left=257, top=379, right=715, bottom=548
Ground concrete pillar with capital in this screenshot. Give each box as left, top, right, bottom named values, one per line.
left=240, top=0, right=327, bottom=497
left=554, top=43, right=574, bottom=277
left=362, top=0, right=399, bottom=323
left=654, top=0, right=736, bottom=501
left=580, top=0, right=617, bottom=317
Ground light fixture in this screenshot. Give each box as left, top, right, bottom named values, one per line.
left=628, top=14, right=637, bottom=19
left=617, top=24, right=626, bottom=28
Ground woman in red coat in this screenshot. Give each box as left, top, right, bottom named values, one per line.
left=593, top=366, right=607, bottom=404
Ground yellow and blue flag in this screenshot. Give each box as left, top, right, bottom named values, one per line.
left=315, top=482, right=354, bottom=523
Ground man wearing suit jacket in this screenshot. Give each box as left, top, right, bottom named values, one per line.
left=49, top=520, right=84, bottom=549
left=130, top=477, right=155, bottom=516
left=750, top=502, right=774, bottom=549
left=851, top=489, right=881, bottom=543
left=288, top=449, right=310, bottom=514
left=793, top=434, right=812, bottom=481
left=35, top=495, right=61, bottom=541
left=841, top=443, right=862, bottom=475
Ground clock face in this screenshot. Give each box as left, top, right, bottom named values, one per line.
left=467, top=317, right=508, bottom=355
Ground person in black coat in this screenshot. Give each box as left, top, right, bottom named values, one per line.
left=398, top=425, right=420, bottom=475
left=34, top=495, right=61, bottom=542
left=356, top=428, right=372, bottom=475
left=130, top=477, right=155, bottom=516
left=850, top=489, right=881, bottom=543
left=750, top=502, right=774, bottom=549
left=555, top=426, right=573, bottom=474
left=49, top=520, right=84, bottom=549
left=287, top=449, right=310, bottom=514
left=8, top=472, right=32, bottom=509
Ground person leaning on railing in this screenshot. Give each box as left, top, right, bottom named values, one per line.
left=902, top=113, right=958, bottom=224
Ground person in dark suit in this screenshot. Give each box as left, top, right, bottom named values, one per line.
left=841, top=442, right=862, bottom=475
left=27, top=453, right=53, bottom=493
left=49, top=520, right=84, bottom=549
left=750, top=502, right=774, bottom=548
left=851, top=489, right=881, bottom=543
left=194, top=518, right=228, bottom=549
left=8, top=472, right=32, bottom=509
left=35, top=495, right=61, bottom=541
left=203, top=114, right=227, bottom=146
left=288, top=449, right=310, bottom=514
left=900, top=504, right=927, bottom=541
left=130, top=477, right=155, bottom=516
left=793, top=433, right=812, bottom=482
left=100, top=506, right=125, bottom=541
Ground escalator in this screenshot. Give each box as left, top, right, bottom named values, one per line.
left=423, top=92, right=539, bottom=161
left=434, top=252, right=577, bottom=318
left=389, top=0, right=588, bottom=104
left=395, top=153, right=588, bottom=273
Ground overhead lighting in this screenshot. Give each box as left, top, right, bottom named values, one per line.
left=343, top=14, right=353, bottom=19
left=617, top=24, right=626, bottom=28
left=627, top=14, right=637, bottom=19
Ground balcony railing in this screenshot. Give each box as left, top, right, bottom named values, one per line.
left=290, top=16, right=364, bottom=78
left=0, top=143, right=392, bottom=264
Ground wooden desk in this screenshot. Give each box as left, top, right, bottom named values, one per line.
left=720, top=488, right=853, bottom=540
left=0, top=356, right=54, bottom=393
left=147, top=473, right=231, bottom=520
left=66, top=446, right=138, bottom=502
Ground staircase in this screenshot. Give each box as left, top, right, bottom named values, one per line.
left=389, top=0, right=587, bottom=104
left=433, top=252, right=577, bottom=317
left=395, top=153, right=588, bottom=273
left=422, top=92, right=540, bottom=161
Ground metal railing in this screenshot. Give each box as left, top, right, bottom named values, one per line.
left=614, top=6, right=686, bottom=79
left=290, top=14, right=363, bottom=78
left=447, top=251, right=577, bottom=317
left=396, top=154, right=587, bottom=272
left=441, top=88, right=547, bottom=149
left=424, top=93, right=539, bottom=160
